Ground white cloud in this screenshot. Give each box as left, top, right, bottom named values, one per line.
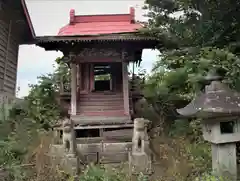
left=17, top=45, right=62, bottom=97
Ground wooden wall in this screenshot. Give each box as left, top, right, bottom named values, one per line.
left=0, top=4, right=21, bottom=96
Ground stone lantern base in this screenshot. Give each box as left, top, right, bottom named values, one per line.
left=211, top=143, right=237, bottom=180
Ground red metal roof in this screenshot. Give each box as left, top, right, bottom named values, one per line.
left=58, top=7, right=143, bottom=36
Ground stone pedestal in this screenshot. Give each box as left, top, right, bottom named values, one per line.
left=60, top=155, right=80, bottom=176
left=129, top=152, right=152, bottom=175
left=211, top=143, right=237, bottom=180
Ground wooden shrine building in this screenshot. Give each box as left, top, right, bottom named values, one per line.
left=37, top=8, right=157, bottom=141
left=0, top=0, right=35, bottom=104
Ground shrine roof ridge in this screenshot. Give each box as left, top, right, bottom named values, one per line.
left=58, top=7, right=142, bottom=36
left=69, top=7, right=135, bottom=24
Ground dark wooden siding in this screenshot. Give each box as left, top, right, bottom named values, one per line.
left=0, top=15, right=19, bottom=95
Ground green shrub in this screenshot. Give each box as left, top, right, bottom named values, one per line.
left=78, top=164, right=129, bottom=181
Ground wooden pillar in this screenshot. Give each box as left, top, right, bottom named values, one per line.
left=122, top=61, right=130, bottom=115
left=110, top=74, right=113, bottom=91
left=85, top=64, right=89, bottom=92
left=90, top=64, right=94, bottom=92
left=77, top=64, right=80, bottom=90
left=78, top=64, right=82, bottom=91
left=77, top=63, right=82, bottom=101
left=71, top=62, right=77, bottom=115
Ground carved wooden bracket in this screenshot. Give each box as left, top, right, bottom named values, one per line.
left=122, top=49, right=135, bottom=62
left=69, top=52, right=77, bottom=63
left=77, top=48, right=122, bottom=60
left=62, top=52, right=77, bottom=67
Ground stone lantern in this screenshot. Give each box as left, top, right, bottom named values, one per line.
left=177, top=71, right=240, bottom=180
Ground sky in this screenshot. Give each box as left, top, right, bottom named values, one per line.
left=16, top=0, right=160, bottom=98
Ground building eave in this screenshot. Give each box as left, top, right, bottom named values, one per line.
left=21, top=0, right=36, bottom=39
left=36, top=32, right=159, bottom=51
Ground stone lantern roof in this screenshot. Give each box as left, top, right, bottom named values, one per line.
left=177, top=71, right=240, bottom=118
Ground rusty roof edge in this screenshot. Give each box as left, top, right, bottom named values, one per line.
left=35, top=32, right=158, bottom=42
left=21, top=0, right=36, bottom=38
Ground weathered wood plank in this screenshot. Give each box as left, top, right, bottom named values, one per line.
left=0, top=20, right=9, bottom=35
left=79, top=97, right=123, bottom=102
left=8, top=46, right=18, bottom=58
left=5, top=67, right=16, bottom=79
left=77, top=124, right=133, bottom=130
left=103, top=129, right=133, bottom=141
left=4, top=79, right=15, bottom=88
left=77, top=143, right=102, bottom=153
left=6, top=60, right=17, bottom=70
left=102, top=142, right=132, bottom=153
left=79, top=101, right=124, bottom=106
left=82, top=153, right=98, bottom=163
left=0, top=35, right=8, bottom=48
left=0, top=73, right=3, bottom=79
left=6, top=62, right=16, bottom=73
left=56, top=124, right=133, bottom=130
left=4, top=74, right=15, bottom=85
left=99, top=152, right=129, bottom=164
left=6, top=62, right=17, bottom=73
left=0, top=48, right=5, bottom=59
left=4, top=81, right=15, bottom=91
left=4, top=84, right=14, bottom=94
left=76, top=137, right=104, bottom=143
left=0, top=66, right=4, bottom=75
left=71, top=115, right=131, bottom=125
left=79, top=106, right=124, bottom=112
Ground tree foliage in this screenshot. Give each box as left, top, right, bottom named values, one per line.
left=12, top=57, right=70, bottom=130
left=0, top=57, right=70, bottom=180
left=142, top=0, right=240, bottom=129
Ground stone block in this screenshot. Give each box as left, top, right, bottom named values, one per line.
left=202, top=119, right=240, bottom=144
left=60, top=156, right=80, bottom=175
left=49, top=144, right=64, bottom=156
left=211, top=143, right=237, bottom=180
left=129, top=152, right=153, bottom=175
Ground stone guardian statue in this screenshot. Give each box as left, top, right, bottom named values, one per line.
left=62, top=118, right=77, bottom=157
left=129, top=118, right=153, bottom=175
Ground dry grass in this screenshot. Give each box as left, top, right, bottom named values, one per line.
left=22, top=132, right=69, bottom=181
left=149, top=134, right=211, bottom=181
left=8, top=130, right=211, bottom=181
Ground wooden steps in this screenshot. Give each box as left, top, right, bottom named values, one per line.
left=78, top=105, right=124, bottom=112
left=79, top=101, right=123, bottom=106
left=77, top=92, right=125, bottom=116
